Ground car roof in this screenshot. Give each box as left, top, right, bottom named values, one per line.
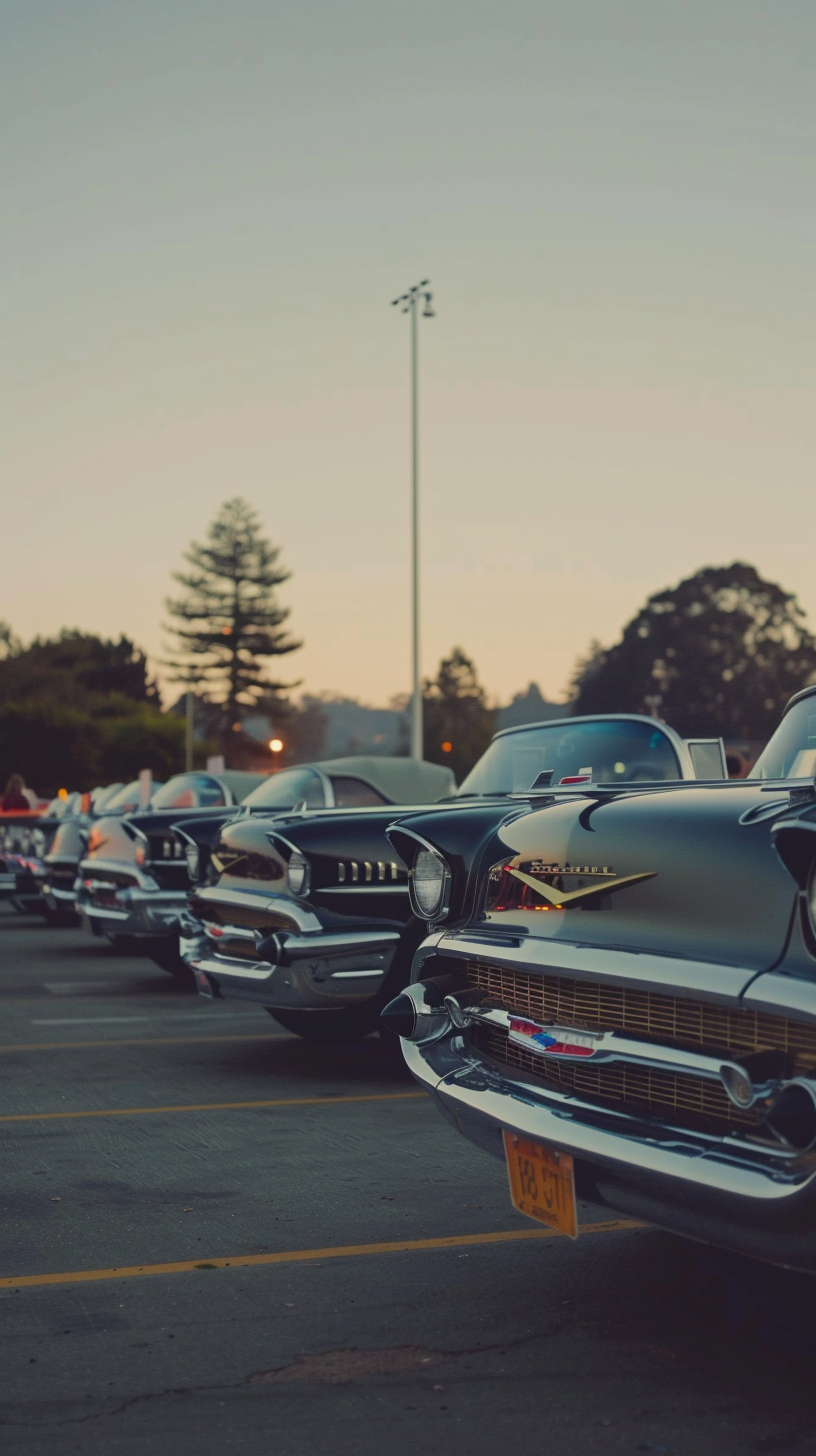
left=314, top=756, right=456, bottom=802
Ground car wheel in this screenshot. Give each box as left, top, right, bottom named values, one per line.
left=145, top=937, right=195, bottom=986
left=266, top=1007, right=379, bottom=1043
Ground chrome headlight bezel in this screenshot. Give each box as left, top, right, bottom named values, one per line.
left=409, top=847, right=452, bottom=923
left=287, top=850, right=310, bottom=898
left=184, top=842, right=200, bottom=881
left=806, top=860, right=816, bottom=941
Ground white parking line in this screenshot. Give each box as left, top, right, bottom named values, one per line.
left=43, top=981, right=129, bottom=995
left=32, top=1017, right=153, bottom=1026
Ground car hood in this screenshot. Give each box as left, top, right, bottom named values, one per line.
left=82, top=816, right=137, bottom=867
left=458, top=783, right=800, bottom=975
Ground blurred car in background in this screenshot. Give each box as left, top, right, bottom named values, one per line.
left=0, top=794, right=83, bottom=914
left=76, top=759, right=455, bottom=978
left=35, top=780, right=160, bottom=925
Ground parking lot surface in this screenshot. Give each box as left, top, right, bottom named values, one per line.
left=3, top=904, right=816, bottom=1454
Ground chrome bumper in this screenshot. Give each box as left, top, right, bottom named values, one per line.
left=398, top=977, right=816, bottom=1268
left=77, top=884, right=187, bottom=938
left=180, top=898, right=400, bottom=1010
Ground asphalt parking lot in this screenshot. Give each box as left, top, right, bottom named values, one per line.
left=3, top=905, right=816, bottom=1455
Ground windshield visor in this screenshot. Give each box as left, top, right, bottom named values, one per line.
left=457, top=719, right=682, bottom=796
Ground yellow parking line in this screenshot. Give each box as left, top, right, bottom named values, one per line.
left=0, top=1091, right=423, bottom=1123
left=0, top=1034, right=290, bottom=1054
left=0, top=1220, right=642, bottom=1290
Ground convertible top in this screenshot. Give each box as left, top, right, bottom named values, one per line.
left=318, top=756, right=456, bottom=803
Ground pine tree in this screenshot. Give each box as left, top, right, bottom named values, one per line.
left=164, top=499, right=300, bottom=748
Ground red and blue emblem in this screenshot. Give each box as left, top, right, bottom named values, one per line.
left=509, top=1016, right=598, bottom=1059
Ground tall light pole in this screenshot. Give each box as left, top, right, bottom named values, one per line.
left=391, top=279, right=435, bottom=760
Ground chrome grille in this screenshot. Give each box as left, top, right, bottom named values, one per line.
left=466, top=961, right=816, bottom=1073
left=474, top=1023, right=761, bottom=1133
left=190, top=899, right=291, bottom=932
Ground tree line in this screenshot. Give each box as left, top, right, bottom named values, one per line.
left=2, top=494, right=815, bottom=794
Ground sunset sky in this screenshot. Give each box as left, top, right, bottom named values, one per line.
left=2, top=1, right=813, bottom=708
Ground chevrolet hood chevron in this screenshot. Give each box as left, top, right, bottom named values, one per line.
left=478, top=786, right=797, bottom=972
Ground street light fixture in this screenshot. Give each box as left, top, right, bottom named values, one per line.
left=391, top=279, right=435, bottom=760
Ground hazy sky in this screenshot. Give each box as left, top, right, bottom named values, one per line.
left=2, top=1, right=813, bottom=708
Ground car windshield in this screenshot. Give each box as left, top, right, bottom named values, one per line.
left=102, top=781, right=144, bottom=813
left=457, top=719, right=682, bottom=796
left=151, top=774, right=227, bottom=810
left=750, top=695, right=816, bottom=780
left=244, top=768, right=326, bottom=810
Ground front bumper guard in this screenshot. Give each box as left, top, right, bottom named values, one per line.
left=78, top=884, right=188, bottom=938
left=398, top=981, right=816, bottom=1268
left=181, top=910, right=400, bottom=1010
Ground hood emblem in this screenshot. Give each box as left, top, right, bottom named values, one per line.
left=504, top=864, right=656, bottom=908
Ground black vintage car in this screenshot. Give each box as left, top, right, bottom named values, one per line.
left=0, top=793, right=92, bottom=918
left=77, top=758, right=454, bottom=976
left=181, top=716, right=721, bottom=1041
left=381, top=685, right=816, bottom=1272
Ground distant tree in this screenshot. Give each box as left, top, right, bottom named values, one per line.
left=420, top=648, right=496, bottom=782
left=0, top=630, right=159, bottom=704
left=498, top=681, right=568, bottom=730
left=164, top=499, right=300, bottom=754
left=0, top=622, right=22, bottom=659
left=570, top=563, right=816, bottom=739
left=0, top=627, right=182, bottom=794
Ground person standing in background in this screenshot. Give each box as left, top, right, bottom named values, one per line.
left=1, top=774, right=33, bottom=810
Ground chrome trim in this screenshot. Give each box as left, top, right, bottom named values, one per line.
left=389, top=827, right=453, bottom=924
left=319, top=884, right=409, bottom=895
left=190, top=887, right=322, bottom=935
left=204, top=921, right=257, bottom=943
left=458, top=1005, right=780, bottom=1107
left=185, top=924, right=400, bottom=1007
left=432, top=929, right=757, bottom=1003
left=403, top=1035, right=816, bottom=1202
left=193, top=954, right=275, bottom=981
left=79, top=858, right=155, bottom=890
left=331, top=969, right=385, bottom=980
left=282, top=928, right=399, bottom=962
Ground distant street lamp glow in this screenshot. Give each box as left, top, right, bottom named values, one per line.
left=441, top=741, right=453, bottom=754
left=269, top=738, right=284, bottom=754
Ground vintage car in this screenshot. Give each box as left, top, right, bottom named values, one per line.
left=181, top=716, right=722, bottom=1040
left=76, top=758, right=454, bottom=977
left=35, top=780, right=155, bottom=924
left=380, top=685, right=816, bottom=1271
left=75, top=769, right=266, bottom=964
left=0, top=794, right=84, bottom=914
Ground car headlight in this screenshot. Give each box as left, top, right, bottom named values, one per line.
left=287, top=851, right=310, bottom=897
left=410, top=847, right=451, bottom=922
left=807, top=861, right=816, bottom=938
left=185, top=843, right=200, bottom=880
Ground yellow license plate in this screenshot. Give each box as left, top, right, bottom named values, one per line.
left=503, top=1131, right=578, bottom=1238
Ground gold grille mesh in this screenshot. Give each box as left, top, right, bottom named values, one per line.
left=466, top=961, right=816, bottom=1072
left=474, top=1023, right=760, bottom=1132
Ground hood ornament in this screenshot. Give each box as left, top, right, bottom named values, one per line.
left=503, top=864, right=656, bottom=908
